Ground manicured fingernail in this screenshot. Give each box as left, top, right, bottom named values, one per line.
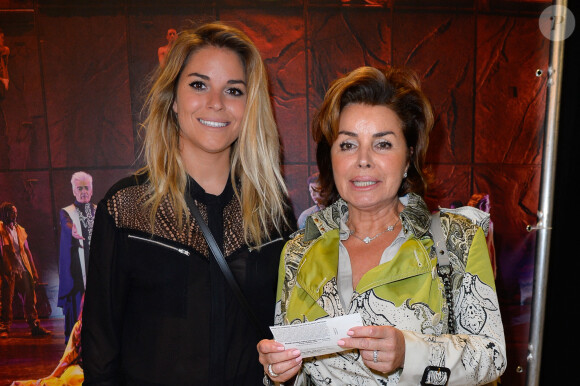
left=292, top=349, right=301, bottom=356
left=347, top=330, right=354, bottom=336
left=296, top=357, right=302, bottom=363
left=278, top=346, right=285, bottom=351
left=337, top=339, right=345, bottom=346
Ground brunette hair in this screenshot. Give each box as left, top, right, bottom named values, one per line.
left=138, top=22, right=288, bottom=246
left=312, top=66, right=434, bottom=205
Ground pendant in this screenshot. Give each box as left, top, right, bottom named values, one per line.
left=363, top=237, right=372, bottom=244
left=387, top=225, right=394, bottom=231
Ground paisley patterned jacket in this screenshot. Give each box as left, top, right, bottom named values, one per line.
left=275, top=193, right=506, bottom=385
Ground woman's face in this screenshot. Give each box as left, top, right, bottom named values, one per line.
left=173, top=46, right=247, bottom=160
left=331, top=103, right=409, bottom=212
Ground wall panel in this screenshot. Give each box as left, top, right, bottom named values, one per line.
left=475, top=14, right=548, bottom=165
left=393, top=11, right=475, bottom=165
left=38, top=12, right=134, bottom=168
left=0, top=12, right=47, bottom=169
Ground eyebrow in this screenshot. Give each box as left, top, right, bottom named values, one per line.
left=188, top=72, right=246, bottom=86
left=337, top=130, right=395, bottom=138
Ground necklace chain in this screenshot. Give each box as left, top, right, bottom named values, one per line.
left=349, top=217, right=401, bottom=244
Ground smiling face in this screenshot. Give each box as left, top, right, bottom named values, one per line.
left=172, top=46, right=247, bottom=161
left=331, top=103, right=410, bottom=212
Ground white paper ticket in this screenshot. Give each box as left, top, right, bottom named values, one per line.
left=269, top=313, right=363, bottom=358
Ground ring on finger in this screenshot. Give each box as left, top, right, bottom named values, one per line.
left=268, top=363, right=280, bottom=378
left=373, top=350, right=379, bottom=363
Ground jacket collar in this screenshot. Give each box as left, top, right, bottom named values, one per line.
left=296, top=229, right=434, bottom=304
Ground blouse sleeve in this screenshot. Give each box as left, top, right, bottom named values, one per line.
left=399, top=227, right=507, bottom=385
left=81, top=200, right=128, bottom=385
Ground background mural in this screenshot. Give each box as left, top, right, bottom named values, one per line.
left=0, top=0, right=556, bottom=384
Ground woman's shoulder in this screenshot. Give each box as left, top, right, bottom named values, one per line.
left=285, top=228, right=308, bottom=248
left=97, top=174, right=152, bottom=227
left=439, top=206, right=490, bottom=237
left=101, top=173, right=149, bottom=203
left=282, top=229, right=315, bottom=264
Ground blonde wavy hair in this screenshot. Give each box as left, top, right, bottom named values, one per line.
left=138, top=22, right=288, bottom=246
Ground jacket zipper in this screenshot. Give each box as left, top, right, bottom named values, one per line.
left=248, top=236, right=283, bottom=252
left=128, top=234, right=190, bottom=256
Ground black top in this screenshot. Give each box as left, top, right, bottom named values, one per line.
left=82, top=174, right=294, bottom=385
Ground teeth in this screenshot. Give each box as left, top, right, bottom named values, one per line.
left=353, top=181, right=376, bottom=187
left=199, top=119, right=227, bottom=128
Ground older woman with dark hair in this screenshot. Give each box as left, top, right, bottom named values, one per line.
left=258, top=66, right=506, bottom=385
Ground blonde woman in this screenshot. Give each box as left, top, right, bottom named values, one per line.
left=82, top=23, right=294, bottom=385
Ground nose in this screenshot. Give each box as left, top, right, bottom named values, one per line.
left=207, top=90, right=224, bottom=111
left=358, top=161, right=371, bottom=168
left=357, top=147, right=372, bottom=169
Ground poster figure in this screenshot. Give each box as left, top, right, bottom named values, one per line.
left=0, top=27, right=8, bottom=92
left=0, top=27, right=10, bottom=166
left=297, top=172, right=325, bottom=229
left=58, top=171, right=96, bottom=344
left=158, top=28, right=177, bottom=67
left=11, top=301, right=84, bottom=386
left=0, top=202, right=51, bottom=338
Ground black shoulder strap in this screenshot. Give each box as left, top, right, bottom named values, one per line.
left=184, top=194, right=269, bottom=338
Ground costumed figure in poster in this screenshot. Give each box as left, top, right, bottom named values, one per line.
left=158, top=28, right=177, bottom=67
left=0, top=202, right=50, bottom=338
left=58, top=171, right=95, bottom=344
left=297, top=172, right=325, bottom=229
left=11, top=299, right=84, bottom=386
left=0, top=27, right=10, bottom=166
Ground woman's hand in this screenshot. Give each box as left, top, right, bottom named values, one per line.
left=337, top=325, right=405, bottom=374
left=257, top=339, right=303, bottom=382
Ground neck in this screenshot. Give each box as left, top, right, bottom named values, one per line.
left=347, top=199, right=403, bottom=236
left=181, top=149, right=232, bottom=196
